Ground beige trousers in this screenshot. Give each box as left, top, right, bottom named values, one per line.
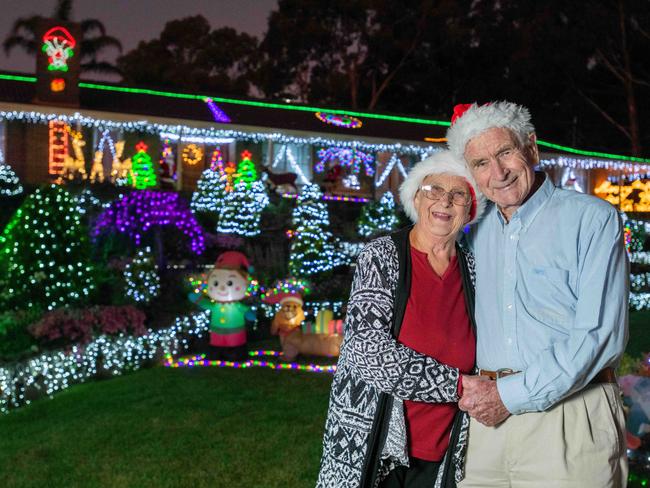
left=458, top=384, right=628, bottom=488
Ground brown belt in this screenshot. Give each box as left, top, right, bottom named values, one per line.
left=477, top=367, right=617, bottom=384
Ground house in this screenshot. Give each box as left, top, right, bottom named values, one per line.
left=0, top=20, right=648, bottom=212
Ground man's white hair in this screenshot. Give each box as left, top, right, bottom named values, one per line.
left=446, top=101, right=536, bottom=158
left=399, top=150, right=485, bottom=225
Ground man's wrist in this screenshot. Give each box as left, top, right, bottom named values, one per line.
left=496, top=374, right=526, bottom=414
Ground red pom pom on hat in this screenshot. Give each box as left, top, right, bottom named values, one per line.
left=451, top=102, right=493, bottom=125
left=451, top=103, right=474, bottom=125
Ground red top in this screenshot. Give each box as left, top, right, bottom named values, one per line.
left=398, top=246, right=476, bottom=461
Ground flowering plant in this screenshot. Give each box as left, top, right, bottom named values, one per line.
left=29, top=306, right=147, bottom=347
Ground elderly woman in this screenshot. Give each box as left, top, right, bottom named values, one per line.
left=316, top=151, right=485, bottom=488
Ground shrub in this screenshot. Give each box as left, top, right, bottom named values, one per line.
left=0, top=308, right=41, bottom=361
left=29, top=305, right=147, bottom=348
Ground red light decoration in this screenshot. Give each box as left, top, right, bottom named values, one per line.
left=48, top=120, right=68, bottom=175
left=42, top=26, right=76, bottom=72
left=50, top=78, right=65, bottom=92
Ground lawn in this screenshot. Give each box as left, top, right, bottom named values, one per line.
left=0, top=363, right=333, bottom=488
left=0, top=311, right=647, bottom=488
left=627, top=310, right=650, bottom=358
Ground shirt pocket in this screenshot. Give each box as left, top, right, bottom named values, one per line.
left=520, top=266, right=576, bottom=327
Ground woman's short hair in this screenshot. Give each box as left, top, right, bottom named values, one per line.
left=399, top=150, right=485, bottom=225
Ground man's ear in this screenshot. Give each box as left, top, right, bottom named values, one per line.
left=527, top=133, right=539, bottom=165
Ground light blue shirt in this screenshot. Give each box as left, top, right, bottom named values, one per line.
left=466, top=174, right=629, bottom=414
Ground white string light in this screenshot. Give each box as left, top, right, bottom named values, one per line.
left=1, top=110, right=430, bottom=157
left=630, top=292, right=650, bottom=311
left=357, top=192, right=399, bottom=237
left=0, top=147, right=23, bottom=196
left=289, top=184, right=338, bottom=276
left=0, top=312, right=210, bottom=413
left=538, top=156, right=650, bottom=177
left=216, top=181, right=270, bottom=236
left=124, top=247, right=160, bottom=304
left=96, top=130, right=116, bottom=159
left=375, top=153, right=397, bottom=187
left=272, top=146, right=310, bottom=185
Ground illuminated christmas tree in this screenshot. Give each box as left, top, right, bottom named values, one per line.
left=124, top=247, right=160, bottom=305
left=0, top=162, right=23, bottom=197
left=234, top=150, right=257, bottom=188
left=623, top=213, right=647, bottom=254
left=0, top=185, right=95, bottom=311
left=288, top=184, right=337, bottom=277
left=357, top=191, right=399, bottom=238
left=0, top=148, right=21, bottom=197
left=191, top=167, right=228, bottom=214
left=217, top=180, right=269, bottom=236
left=128, top=141, right=157, bottom=189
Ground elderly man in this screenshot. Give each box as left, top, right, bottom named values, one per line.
left=447, top=102, right=629, bottom=487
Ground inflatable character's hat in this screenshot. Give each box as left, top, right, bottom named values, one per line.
left=262, top=278, right=308, bottom=306
left=215, top=251, right=251, bottom=275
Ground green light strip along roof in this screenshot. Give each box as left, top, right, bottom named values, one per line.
left=1, top=73, right=648, bottom=163
left=0, top=74, right=37, bottom=83
left=77, top=81, right=451, bottom=126
left=536, top=139, right=650, bottom=163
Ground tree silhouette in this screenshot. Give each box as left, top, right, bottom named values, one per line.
left=118, top=16, right=257, bottom=95
left=3, top=0, right=123, bottom=76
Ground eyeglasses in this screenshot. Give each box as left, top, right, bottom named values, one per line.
left=419, top=184, right=471, bottom=206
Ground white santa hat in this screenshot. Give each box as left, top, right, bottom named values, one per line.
left=399, top=150, right=486, bottom=225
left=446, top=101, right=535, bottom=158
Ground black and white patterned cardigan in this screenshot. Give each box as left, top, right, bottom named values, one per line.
left=316, top=226, right=476, bottom=488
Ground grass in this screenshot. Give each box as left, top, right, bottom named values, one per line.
left=0, top=311, right=647, bottom=487
left=626, top=310, right=650, bottom=358
left=0, top=364, right=333, bottom=488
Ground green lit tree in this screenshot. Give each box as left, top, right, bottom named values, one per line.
left=234, top=150, right=257, bottom=188
left=128, top=141, right=156, bottom=189
left=288, top=184, right=338, bottom=277
left=0, top=185, right=95, bottom=311
left=357, top=191, right=399, bottom=238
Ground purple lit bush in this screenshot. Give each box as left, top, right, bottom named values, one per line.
left=93, top=191, right=205, bottom=254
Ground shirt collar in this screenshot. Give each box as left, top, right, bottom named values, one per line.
left=495, top=172, right=554, bottom=227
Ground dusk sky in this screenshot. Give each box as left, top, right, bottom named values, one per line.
left=0, top=0, right=278, bottom=76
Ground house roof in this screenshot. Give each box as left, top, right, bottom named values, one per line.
left=0, top=72, right=448, bottom=145
left=0, top=71, right=648, bottom=166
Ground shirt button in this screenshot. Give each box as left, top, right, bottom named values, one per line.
left=507, top=338, right=513, bottom=345
left=510, top=234, right=516, bottom=240
left=507, top=304, right=513, bottom=310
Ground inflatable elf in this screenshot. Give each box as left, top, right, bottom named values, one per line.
left=189, top=251, right=255, bottom=359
